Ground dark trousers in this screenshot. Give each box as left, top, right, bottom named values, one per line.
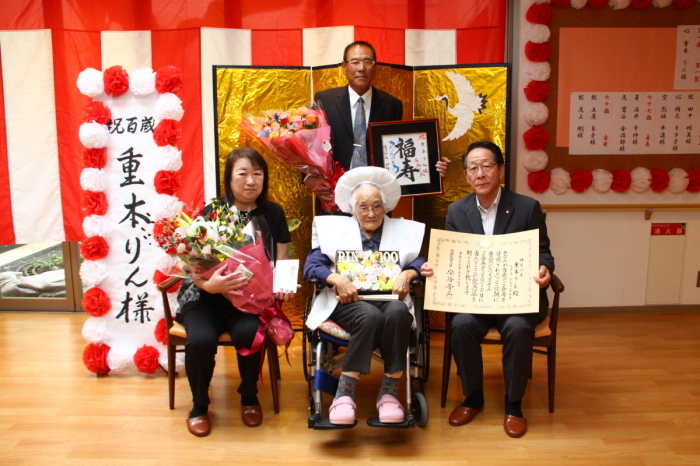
left=329, top=299, right=412, bottom=375
left=451, top=313, right=539, bottom=402
left=181, top=305, right=261, bottom=408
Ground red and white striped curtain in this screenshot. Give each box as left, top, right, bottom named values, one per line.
left=0, top=0, right=506, bottom=245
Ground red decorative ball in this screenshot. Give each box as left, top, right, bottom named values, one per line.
left=82, top=148, right=107, bottom=169
left=673, top=0, right=696, bottom=8
left=80, top=236, right=110, bottom=260
left=528, top=170, right=551, bottom=193
left=103, top=65, right=129, bottom=98
left=83, top=343, right=111, bottom=374
left=153, top=119, right=182, bottom=147
left=82, top=101, right=112, bottom=124
left=525, top=42, right=551, bottom=62
left=156, top=66, right=183, bottom=94
left=570, top=169, right=593, bottom=193
left=134, top=345, right=161, bottom=374
left=551, top=0, right=571, bottom=7
left=82, top=287, right=112, bottom=317
left=523, top=126, right=549, bottom=150
left=154, top=170, right=180, bottom=195
left=610, top=169, right=632, bottom=193
left=630, top=0, right=653, bottom=9
left=687, top=168, right=700, bottom=193
left=587, top=0, right=608, bottom=8
left=650, top=168, right=670, bottom=193
left=81, top=191, right=108, bottom=216
left=155, top=318, right=168, bottom=345
left=524, top=80, right=550, bottom=102
left=153, top=269, right=181, bottom=293
left=525, top=2, right=552, bottom=24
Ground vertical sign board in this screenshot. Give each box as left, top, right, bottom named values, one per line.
left=646, top=223, right=686, bottom=304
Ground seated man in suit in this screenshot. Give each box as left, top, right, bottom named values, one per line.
left=446, top=140, right=554, bottom=438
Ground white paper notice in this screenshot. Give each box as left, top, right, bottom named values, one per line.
left=273, top=259, right=299, bottom=293
left=424, top=229, right=540, bottom=314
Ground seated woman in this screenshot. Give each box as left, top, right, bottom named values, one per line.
left=177, top=147, right=295, bottom=437
left=304, top=166, right=434, bottom=425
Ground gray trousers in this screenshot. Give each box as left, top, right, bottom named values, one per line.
left=450, top=313, right=539, bottom=402
left=329, top=299, right=412, bottom=375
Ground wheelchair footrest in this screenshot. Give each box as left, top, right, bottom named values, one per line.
left=311, top=370, right=338, bottom=396
left=366, top=415, right=416, bottom=429
left=309, top=416, right=358, bottom=430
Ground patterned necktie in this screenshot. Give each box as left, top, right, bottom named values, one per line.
left=351, top=97, right=367, bottom=168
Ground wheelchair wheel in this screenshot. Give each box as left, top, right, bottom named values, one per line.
left=302, top=297, right=313, bottom=381
left=412, top=392, right=429, bottom=427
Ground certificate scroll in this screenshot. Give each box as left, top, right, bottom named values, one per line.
left=424, top=229, right=540, bottom=314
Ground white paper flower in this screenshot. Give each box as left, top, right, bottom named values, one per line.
left=609, top=0, right=631, bottom=9
left=79, top=122, right=110, bottom=149
left=155, top=93, right=184, bottom=121
left=630, top=167, right=651, bottom=193
left=77, top=68, right=104, bottom=98
left=80, top=259, right=109, bottom=286
left=129, top=67, right=156, bottom=96
left=550, top=168, right=570, bottom=194
left=82, top=317, right=111, bottom=344
left=151, top=194, right=184, bottom=220
left=159, top=351, right=184, bottom=372
left=107, top=348, right=135, bottom=372
left=83, top=215, right=113, bottom=238
left=652, top=0, right=672, bottom=6
left=525, top=61, right=551, bottom=81
left=80, top=168, right=107, bottom=192
left=526, top=24, right=551, bottom=44
left=591, top=169, right=613, bottom=193
left=668, top=168, right=689, bottom=194
left=522, top=150, right=549, bottom=172
left=570, top=0, right=587, bottom=8
left=156, top=253, right=180, bottom=273
left=523, top=102, right=549, bottom=126
left=152, top=145, right=183, bottom=172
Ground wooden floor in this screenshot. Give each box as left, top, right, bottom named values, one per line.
left=1, top=312, right=700, bottom=465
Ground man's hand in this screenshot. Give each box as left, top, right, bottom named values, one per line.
left=534, top=265, right=551, bottom=288
left=327, top=273, right=359, bottom=304
left=436, top=157, right=450, bottom=178
left=392, top=269, right=419, bottom=301
left=274, top=285, right=301, bottom=302
left=304, top=175, right=334, bottom=203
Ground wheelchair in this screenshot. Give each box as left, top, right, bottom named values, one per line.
left=302, top=277, right=430, bottom=429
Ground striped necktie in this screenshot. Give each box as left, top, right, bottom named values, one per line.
left=350, top=97, right=367, bottom=168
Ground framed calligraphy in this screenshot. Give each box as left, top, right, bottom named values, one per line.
left=368, top=119, right=443, bottom=197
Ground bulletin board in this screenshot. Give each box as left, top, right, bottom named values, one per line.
left=522, top=3, right=700, bottom=207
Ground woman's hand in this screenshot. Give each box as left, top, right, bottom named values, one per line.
left=420, top=262, right=435, bottom=277
left=393, top=269, right=419, bottom=301
left=274, top=285, right=300, bottom=302
left=327, top=273, right=359, bottom=304
left=195, top=267, right=249, bottom=297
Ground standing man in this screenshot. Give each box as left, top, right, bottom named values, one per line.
left=445, top=140, right=554, bottom=438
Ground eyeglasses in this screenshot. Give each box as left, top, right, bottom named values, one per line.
left=466, top=163, right=497, bottom=174
left=346, top=59, right=376, bottom=68
left=357, top=204, right=384, bottom=215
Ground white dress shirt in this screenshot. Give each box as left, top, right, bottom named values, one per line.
left=476, top=187, right=501, bottom=235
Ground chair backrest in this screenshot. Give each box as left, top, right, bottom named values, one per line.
left=547, top=273, right=565, bottom=339
left=158, top=276, right=184, bottom=332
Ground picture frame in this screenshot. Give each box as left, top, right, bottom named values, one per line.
left=368, top=118, right=443, bottom=197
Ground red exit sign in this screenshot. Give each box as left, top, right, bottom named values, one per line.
left=651, top=223, right=686, bottom=236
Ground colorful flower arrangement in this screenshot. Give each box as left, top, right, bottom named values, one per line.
left=336, top=250, right=402, bottom=292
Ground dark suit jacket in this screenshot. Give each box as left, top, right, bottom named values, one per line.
left=445, top=188, right=555, bottom=319
left=315, top=85, right=403, bottom=171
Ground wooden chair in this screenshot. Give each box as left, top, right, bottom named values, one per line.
left=440, top=273, right=564, bottom=413
left=158, top=276, right=281, bottom=413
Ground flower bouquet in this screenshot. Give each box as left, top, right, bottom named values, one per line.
left=241, top=105, right=344, bottom=212
left=153, top=204, right=293, bottom=347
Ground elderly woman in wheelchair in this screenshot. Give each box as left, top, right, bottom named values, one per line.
left=303, top=167, right=434, bottom=426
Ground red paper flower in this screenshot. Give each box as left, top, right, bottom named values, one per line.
left=153, top=119, right=182, bottom=147
left=83, top=343, right=110, bottom=374
left=673, top=0, right=695, bottom=8
left=82, top=148, right=107, bottom=169
left=82, top=287, right=112, bottom=317
left=525, top=42, right=551, bottom=62
left=525, top=2, right=552, bottom=24
left=81, top=191, right=108, bottom=216
left=550, top=0, right=571, bottom=7
left=153, top=269, right=181, bottom=293
left=611, top=169, right=632, bottom=193
left=524, top=80, right=551, bottom=102
left=154, top=170, right=180, bottom=195
left=630, top=0, right=653, bottom=9
left=82, top=101, right=112, bottom=124
left=528, top=170, right=551, bottom=193
left=80, top=235, right=110, bottom=260
left=687, top=168, right=700, bottom=193
left=134, top=345, right=160, bottom=374
left=155, top=318, right=168, bottom=345
left=587, top=0, right=608, bottom=8
left=650, top=168, right=670, bottom=193
left=570, top=169, right=593, bottom=193
left=523, top=126, right=549, bottom=150
left=156, top=66, right=183, bottom=94
left=103, top=65, right=129, bottom=98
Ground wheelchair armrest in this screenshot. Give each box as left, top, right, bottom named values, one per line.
left=410, top=277, right=425, bottom=287
left=307, top=277, right=322, bottom=286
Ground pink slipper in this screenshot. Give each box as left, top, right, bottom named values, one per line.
left=329, top=396, right=356, bottom=425
left=376, top=394, right=405, bottom=423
